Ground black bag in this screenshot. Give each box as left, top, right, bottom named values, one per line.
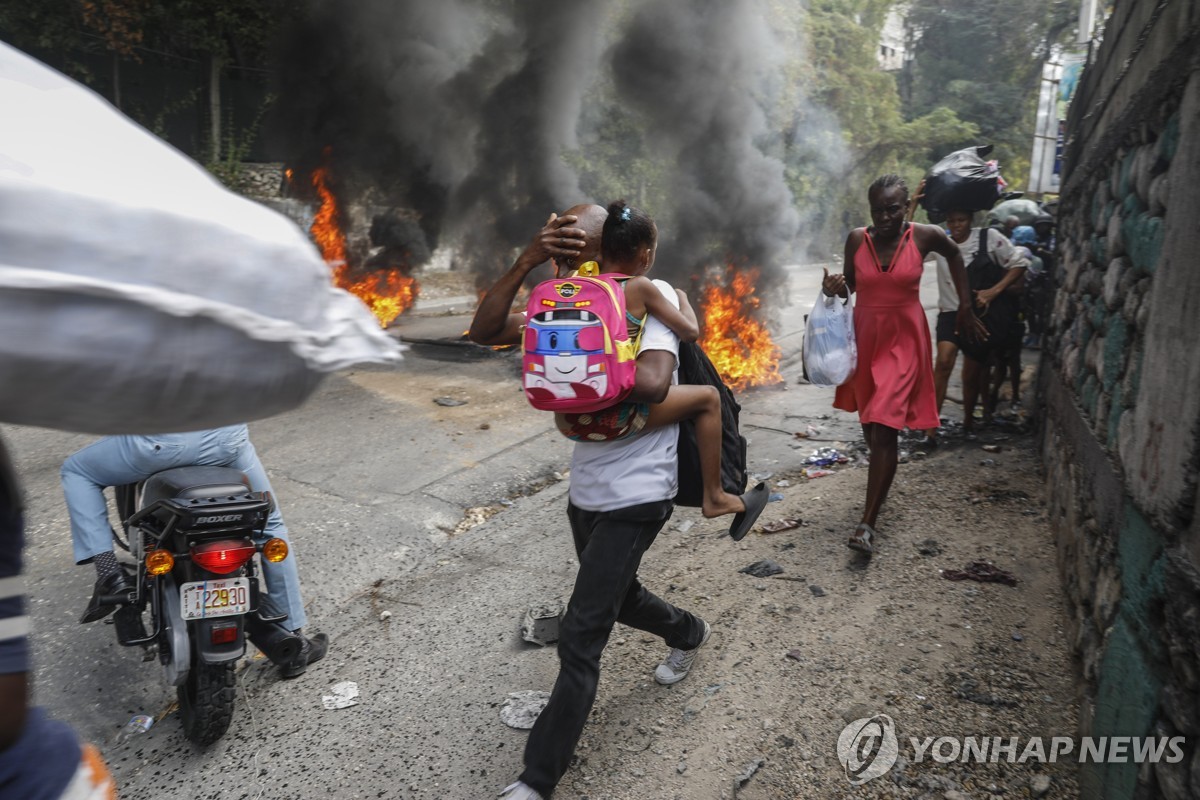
left=674, top=342, right=747, bottom=507
left=960, top=228, right=1020, bottom=361
left=920, top=145, right=1001, bottom=221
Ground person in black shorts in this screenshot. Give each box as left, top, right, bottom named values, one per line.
left=929, top=210, right=1028, bottom=434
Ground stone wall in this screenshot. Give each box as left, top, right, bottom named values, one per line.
left=1040, top=1, right=1200, bottom=798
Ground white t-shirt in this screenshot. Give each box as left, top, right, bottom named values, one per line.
left=568, top=279, right=680, bottom=512
left=934, top=227, right=1030, bottom=312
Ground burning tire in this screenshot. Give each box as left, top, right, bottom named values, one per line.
left=178, top=659, right=237, bottom=746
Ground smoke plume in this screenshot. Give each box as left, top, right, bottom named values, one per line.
left=609, top=0, right=799, bottom=290
left=270, top=0, right=803, bottom=291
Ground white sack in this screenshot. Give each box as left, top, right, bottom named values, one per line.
left=0, top=42, right=401, bottom=434
left=802, top=289, right=857, bottom=387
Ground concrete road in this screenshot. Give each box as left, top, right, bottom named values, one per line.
left=6, top=260, right=954, bottom=798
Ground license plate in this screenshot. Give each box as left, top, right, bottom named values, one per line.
left=180, top=578, right=250, bottom=621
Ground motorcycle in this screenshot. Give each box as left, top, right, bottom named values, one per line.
left=103, top=465, right=299, bottom=745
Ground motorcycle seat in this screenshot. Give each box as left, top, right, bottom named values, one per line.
left=140, top=466, right=252, bottom=508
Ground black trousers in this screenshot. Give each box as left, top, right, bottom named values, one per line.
left=519, top=499, right=705, bottom=797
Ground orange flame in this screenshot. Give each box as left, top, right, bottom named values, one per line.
left=308, top=162, right=416, bottom=327
left=698, top=267, right=783, bottom=391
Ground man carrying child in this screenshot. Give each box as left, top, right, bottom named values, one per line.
left=470, top=205, right=711, bottom=800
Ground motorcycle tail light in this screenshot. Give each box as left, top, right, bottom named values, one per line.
left=145, top=548, right=174, bottom=576
left=261, top=537, right=289, bottom=563
left=210, top=622, right=239, bottom=645
left=190, top=539, right=256, bottom=575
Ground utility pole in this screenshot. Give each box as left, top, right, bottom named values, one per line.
left=1077, top=0, right=1098, bottom=45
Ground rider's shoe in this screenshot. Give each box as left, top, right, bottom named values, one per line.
left=80, top=569, right=132, bottom=624
left=246, top=617, right=303, bottom=665
left=113, top=604, right=148, bottom=644
left=281, top=631, right=329, bottom=679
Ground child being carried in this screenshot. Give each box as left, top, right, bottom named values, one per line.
left=552, top=200, right=767, bottom=534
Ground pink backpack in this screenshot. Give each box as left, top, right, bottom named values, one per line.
left=522, top=262, right=641, bottom=413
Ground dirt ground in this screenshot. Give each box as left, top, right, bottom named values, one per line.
left=529, top=414, right=1079, bottom=800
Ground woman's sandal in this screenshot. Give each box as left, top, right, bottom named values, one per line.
left=847, top=522, right=875, bottom=554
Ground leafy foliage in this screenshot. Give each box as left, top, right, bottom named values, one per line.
left=781, top=0, right=976, bottom=253
left=904, top=0, right=1077, bottom=190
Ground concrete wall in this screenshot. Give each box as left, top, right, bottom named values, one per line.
left=1040, top=1, right=1200, bottom=797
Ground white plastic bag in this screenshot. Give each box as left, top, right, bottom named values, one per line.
left=0, top=43, right=401, bottom=434
left=802, top=289, right=857, bottom=387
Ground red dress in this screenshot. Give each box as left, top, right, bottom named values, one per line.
left=833, top=224, right=939, bottom=431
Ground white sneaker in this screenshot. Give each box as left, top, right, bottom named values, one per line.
left=654, top=620, right=711, bottom=685
left=497, top=781, right=543, bottom=800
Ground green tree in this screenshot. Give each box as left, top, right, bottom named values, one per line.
left=904, top=0, right=1076, bottom=190
left=0, top=1, right=105, bottom=83
left=785, top=0, right=977, bottom=254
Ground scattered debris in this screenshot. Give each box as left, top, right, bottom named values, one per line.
left=776, top=479, right=791, bottom=488
left=683, top=692, right=710, bottom=719
left=521, top=603, right=564, bottom=646
left=917, top=539, right=943, bottom=556
left=980, top=458, right=997, bottom=466
left=499, top=690, right=550, bottom=730
left=786, top=649, right=803, bottom=661
left=733, top=758, right=766, bottom=795
left=982, top=444, right=1002, bottom=453
left=768, top=492, right=785, bottom=502
left=941, top=561, right=1018, bottom=586
left=379, top=610, right=392, bottom=621
left=808, top=585, right=827, bottom=597
left=322, top=681, right=360, bottom=710
left=802, top=468, right=834, bottom=479
left=793, top=431, right=810, bottom=439
left=804, top=446, right=848, bottom=467
left=1012, top=632, right=1025, bottom=642
left=760, top=518, right=802, bottom=534
left=951, top=676, right=1019, bottom=708
left=433, top=396, right=467, bottom=407
left=115, top=714, right=154, bottom=744
left=674, top=519, right=695, bottom=533
left=451, top=505, right=503, bottom=536
left=740, top=560, right=784, bottom=578
left=479, top=423, right=490, bottom=430
left=983, top=487, right=1032, bottom=502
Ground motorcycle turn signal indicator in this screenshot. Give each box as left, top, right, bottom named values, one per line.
left=261, top=537, right=289, bottom=563
left=145, top=548, right=174, bottom=576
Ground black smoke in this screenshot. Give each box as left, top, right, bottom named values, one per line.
left=609, top=0, right=799, bottom=292
left=269, top=0, right=798, bottom=292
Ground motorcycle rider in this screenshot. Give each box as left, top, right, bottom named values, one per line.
left=61, top=424, right=327, bottom=678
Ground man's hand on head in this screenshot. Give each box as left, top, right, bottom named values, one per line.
left=524, top=213, right=587, bottom=273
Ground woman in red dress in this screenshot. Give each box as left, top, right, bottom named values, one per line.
left=822, top=175, right=984, bottom=554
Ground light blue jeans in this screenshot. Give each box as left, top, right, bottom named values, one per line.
left=61, top=425, right=307, bottom=630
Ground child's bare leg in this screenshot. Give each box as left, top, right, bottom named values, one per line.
left=643, top=385, right=745, bottom=519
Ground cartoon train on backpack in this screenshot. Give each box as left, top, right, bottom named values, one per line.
left=522, top=264, right=639, bottom=413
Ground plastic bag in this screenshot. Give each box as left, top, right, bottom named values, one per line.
left=803, top=289, right=856, bottom=387
left=0, top=43, right=401, bottom=434
left=920, top=145, right=1002, bottom=220
left=987, top=198, right=1043, bottom=227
